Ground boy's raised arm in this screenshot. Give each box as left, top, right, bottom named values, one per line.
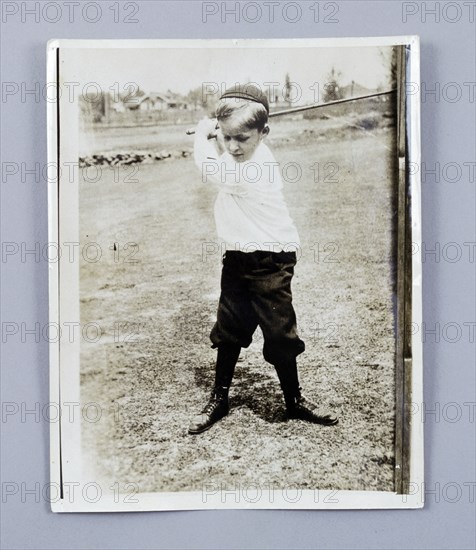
left=193, top=118, right=221, bottom=169
left=193, top=118, right=225, bottom=187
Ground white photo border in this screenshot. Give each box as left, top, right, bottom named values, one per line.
left=47, top=36, right=423, bottom=512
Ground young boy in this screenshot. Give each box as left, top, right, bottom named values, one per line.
left=189, top=84, right=338, bottom=434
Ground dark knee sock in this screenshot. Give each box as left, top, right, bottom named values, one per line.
left=274, top=358, right=301, bottom=407
left=214, top=343, right=241, bottom=389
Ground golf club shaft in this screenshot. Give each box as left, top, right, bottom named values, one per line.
left=185, top=89, right=396, bottom=136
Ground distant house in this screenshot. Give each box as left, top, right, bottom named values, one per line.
left=128, top=92, right=189, bottom=111
left=163, top=92, right=188, bottom=109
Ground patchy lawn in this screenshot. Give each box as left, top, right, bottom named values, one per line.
left=79, top=119, right=397, bottom=493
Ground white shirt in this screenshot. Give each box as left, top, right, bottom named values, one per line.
left=194, top=131, right=300, bottom=252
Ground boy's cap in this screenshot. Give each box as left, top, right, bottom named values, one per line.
left=220, top=84, right=269, bottom=114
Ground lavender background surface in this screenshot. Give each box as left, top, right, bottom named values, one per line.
left=1, top=1, right=475, bottom=548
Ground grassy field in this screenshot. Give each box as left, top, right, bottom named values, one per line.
left=79, top=116, right=397, bottom=493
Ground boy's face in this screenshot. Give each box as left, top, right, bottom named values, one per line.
left=218, top=117, right=268, bottom=163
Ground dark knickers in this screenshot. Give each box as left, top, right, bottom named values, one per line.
left=210, top=250, right=305, bottom=365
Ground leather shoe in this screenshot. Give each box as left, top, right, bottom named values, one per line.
left=287, top=395, right=338, bottom=426
left=188, top=387, right=229, bottom=434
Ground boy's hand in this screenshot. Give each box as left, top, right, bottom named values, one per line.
left=195, top=117, right=219, bottom=140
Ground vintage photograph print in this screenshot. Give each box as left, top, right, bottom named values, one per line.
left=48, top=37, right=422, bottom=511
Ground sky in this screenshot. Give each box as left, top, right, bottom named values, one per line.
left=69, top=44, right=394, bottom=105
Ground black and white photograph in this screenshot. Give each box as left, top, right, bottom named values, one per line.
left=5, top=0, right=476, bottom=546
left=48, top=37, right=422, bottom=511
